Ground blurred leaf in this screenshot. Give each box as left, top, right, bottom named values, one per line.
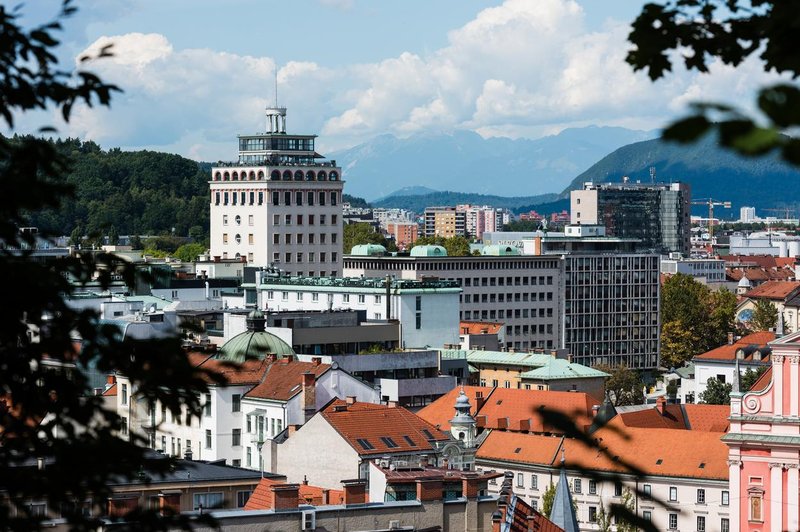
left=662, top=115, right=711, bottom=142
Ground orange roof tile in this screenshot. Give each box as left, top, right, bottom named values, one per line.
left=460, top=321, right=504, bottom=335
left=744, top=280, right=800, bottom=300
left=321, top=399, right=450, bottom=456
left=694, top=331, right=775, bottom=361
left=244, top=478, right=343, bottom=510
left=417, top=386, right=598, bottom=434
left=618, top=404, right=729, bottom=432
left=749, top=366, right=773, bottom=393
left=682, top=404, right=731, bottom=432
left=102, top=383, right=117, bottom=397
left=192, top=355, right=271, bottom=386
left=244, top=359, right=330, bottom=401
left=477, top=418, right=728, bottom=481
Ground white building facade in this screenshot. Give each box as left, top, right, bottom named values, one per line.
left=209, top=106, right=343, bottom=275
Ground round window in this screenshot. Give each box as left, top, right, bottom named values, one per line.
left=235, top=234, right=242, bottom=244
left=235, top=215, right=241, bottom=225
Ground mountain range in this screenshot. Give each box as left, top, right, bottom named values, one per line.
left=329, top=126, right=657, bottom=201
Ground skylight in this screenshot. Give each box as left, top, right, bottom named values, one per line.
left=380, top=436, right=399, bottom=448
left=514, top=447, right=521, bottom=454
left=421, top=429, right=435, bottom=440
left=402, top=435, right=417, bottom=447
left=356, top=438, right=375, bottom=450
left=656, top=459, right=663, bottom=465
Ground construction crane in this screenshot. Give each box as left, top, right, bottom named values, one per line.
left=692, top=198, right=731, bottom=254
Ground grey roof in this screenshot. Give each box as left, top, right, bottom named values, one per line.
left=108, top=453, right=273, bottom=486
left=549, top=464, right=579, bottom=532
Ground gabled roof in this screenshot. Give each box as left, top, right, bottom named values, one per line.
left=417, top=386, right=598, bottom=434
left=102, top=383, right=117, bottom=397
left=477, top=418, right=728, bottom=481
left=749, top=366, right=773, bottom=393
left=519, top=358, right=609, bottom=380
left=193, top=356, right=271, bottom=386
left=617, top=404, right=729, bottom=432
left=744, top=280, right=800, bottom=301
left=321, top=399, right=450, bottom=457
left=244, top=478, right=344, bottom=510
left=694, top=332, right=775, bottom=362
left=244, top=359, right=330, bottom=401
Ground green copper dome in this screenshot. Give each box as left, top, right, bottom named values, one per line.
left=217, top=310, right=295, bottom=363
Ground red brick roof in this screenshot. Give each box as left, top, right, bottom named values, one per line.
left=417, top=386, right=598, bottom=434
left=244, top=358, right=330, bottom=401
left=478, top=418, right=728, bottom=481
left=460, top=321, right=503, bottom=335
left=618, top=404, right=729, bottom=432
left=244, top=478, right=344, bottom=510
left=102, top=383, right=117, bottom=397
left=694, top=332, right=775, bottom=361
left=744, top=280, right=800, bottom=300
left=321, top=399, right=451, bottom=457
left=750, top=366, right=773, bottom=393
left=194, top=357, right=271, bottom=386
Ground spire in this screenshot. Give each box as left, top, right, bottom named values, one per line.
left=549, top=451, right=579, bottom=532
left=731, top=357, right=741, bottom=395
left=777, top=310, right=785, bottom=337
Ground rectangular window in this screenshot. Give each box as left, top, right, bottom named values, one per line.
left=531, top=475, right=538, bottom=490
left=223, top=215, right=228, bottom=226
left=516, top=473, right=524, bottom=487
left=121, top=416, right=128, bottom=435
left=331, top=192, right=337, bottom=205
left=284, top=191, right=291, bottom=205
left=309, top=214, right=315, bottom=225
left=669, top=486, right=677, bottom=501
left=296, top=252, right=303, bottom=263
left=614, top=482, right=623, bottom=497
left=668, top=514, right=678, bottom=529
left=204, top=393, right=212, bottom=416
left=232, top=394, right=241, bottom=412
left=236, top=491, right=251, bottom=508
left=273, top=214, right=280, bottom=225
left=295, top=191, right=303, bottom=205
left=722, top=490, right=729, bottom=506
left=205, top=429, right=212, bottom=449
left=246, top=447, right=252, bottom=467
left=721, top=518, right=730, bottom=532
left=643, top=511, right=652, bottom=522
left=232, top=428, right=241, bottom=447
left=332, top=252, right=338, bottom=263
left=248, top=234, right=254, bottom=245
left=320, top=252, right=327, bottom=263
left=307, top=191, right=314, bottom=205
left=319, top=192, right=325, bottom=206
left=643, top=484, right=651, bottom=499
left=589, top=507, right=597, bottom=522
left=697, top=516, right=706, bottom=532
left=121, top=384, right=128, bottom=405
left=697, top=488, right=705, bottom=504
left=573, top=479, right=582, bottom=494
left=258, top=192, right=263, bottom=205
left=297, top=214, right=303, bottom=225
left=320, top=214, right=327, bottom=225
left=588, top=480, right=597, bottom=495
left=273, top=233, right=279, bottom=245
left=285, top=214, right=292, bottom=225
left=193, top=492, right=223, bottom=511
left=222, top=233, right=228, bottom=244
left=297, top=233, right=304, bottom=244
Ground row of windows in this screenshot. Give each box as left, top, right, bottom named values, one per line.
left=267, top=290, right=357, bottom=303
left=464, top=276, right=553, bottom=287
left=461, top=307, right=554, bottom=319
left=463, top=292, right=555, bottom=304
left=270, top=252, right=339, bottom=264
left=273, top=213, right=338, bottom=226
left=214, top=190, right=338, bottom=206
left=344, top=259, right=560, bottom=270
left=272, top=232, right=338, bottom=245
left=212, top=169, right=339, bottom=181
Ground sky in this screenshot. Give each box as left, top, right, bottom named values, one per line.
left=14, top=0, right=787, bottom=160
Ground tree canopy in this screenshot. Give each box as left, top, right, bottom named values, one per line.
left=699, top=377, right=733, bottom=405
left=0, top=2, right=220, bottom=528
left=413, top=235, right=472, bottom=256
left=750, top=299, right=778, bottom=332
left=594, top=364, right=645, bottom=407
left=343, top=223, right=398, bottom=255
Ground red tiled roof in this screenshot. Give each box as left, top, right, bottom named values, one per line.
left=744, top=280, right=800, bottom=300
left=682, top=404, right=731, bottom=432
left=460, top=321, right=503, bottom=335
left=694, top=332, right=775, bottom=361
left=321, top=399, right=450, bottom=456
left=417, top=386, right=598, bottom=434
left=749, top=366, right=773, bottom=393
left=478, top=418, right=728, bottom=481
left=102, top=383, right=117, bottom=397
left=618, top=404, right=729, bottom=432
left=723, top=255, right=781, bottom=269
left=244, top=359, right=330, bottom=401
left=194, top=357, right=271, bottom=385
left=244, top=478, right=344, bottom=510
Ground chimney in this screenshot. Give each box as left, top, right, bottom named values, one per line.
left=518, top=418, right=531, bottom=433
left=346, top=396, right=356, bottom=405
left=321, top=489, right=330, bottom=505
left=416, top=479, right=443, bottom=502
left=287, top=424, right=302, bottom=436
left=419, top=455, right=429, bottom=468
left=462, top=476, right=483, bottom=499
left=387, top=400, right=398, bottom=408
left=341, top=479, right=367, bottom=505
left=266, top=353, right=277, bottom=364
left=269, top=484, right=300, bottom=511
left=302, top=372, right=316, bottom=422
left=592, top=405, right=600, bottom=416
left=728, top=332, right=735, bottom=345
left=442, top=457, right=449, bottom=469
left=656, top=396, right=666, bottom=415
left=475, top=393, right=486, bottom=411
left=311, top=356, right=322, bottom=366
left=106, top=375, right=116, bottom=386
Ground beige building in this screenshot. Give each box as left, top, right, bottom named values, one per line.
left=424, top=206, right=466, bottom=238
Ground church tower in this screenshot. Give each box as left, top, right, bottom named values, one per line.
left=449, top=388, right=477, bottom=448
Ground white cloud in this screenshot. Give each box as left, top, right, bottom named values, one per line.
left=59, top=0, right=790, bottom=159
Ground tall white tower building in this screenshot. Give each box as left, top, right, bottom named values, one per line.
left=209, top=106, right=344, bottom=276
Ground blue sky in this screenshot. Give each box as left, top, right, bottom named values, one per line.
left=17, top=0, right=783, bottom=160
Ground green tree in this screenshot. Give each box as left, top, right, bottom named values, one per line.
left=173, top=242, right=206, bottom=262
left=0, top=3, right=220, bottom=528
left=129, top=234, right=143, bottom=250
left=108, top=224, right=119, bottom=246
left=188, top=225, right=205, bottom=242
left=741, top=366, right=768, bottom=392
left=68, top=224, right=83, bottom=248
left=343, top=223, right=397, bottom=254
left=595, top=364, right=645, bottom=406
left=413, top=235, right=471, bottom=256
left=628, top=1, right=800, bottom=165
left=700, top=377, right=733, bottom=405
left=541, top=482, right=556, bottom=517
left=660, top=320, right=699, bottom=369
left=751, top=299, right=778, bottom=332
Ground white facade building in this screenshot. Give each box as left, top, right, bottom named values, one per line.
left=209, top=106, right=343, bottom=274
left=661, top=257, right=726, bottom=284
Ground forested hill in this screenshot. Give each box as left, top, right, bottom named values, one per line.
left=25, top=137, right=210, bottom=238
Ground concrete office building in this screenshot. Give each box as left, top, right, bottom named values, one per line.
left=571, top=180, right=691, bottom=255
left=424, top=207, right=466, bottom=238
left=209, top=106, right=343, bottom=275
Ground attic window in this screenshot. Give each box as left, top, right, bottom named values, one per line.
left=403, top=435, right=417, bottom=447
left=421, top=429, right=435, bottom=440
left=514, top=448, right=521, bottom=454
left=356, top=438, right=375, bottom=450
left=380, top=436, right=399, bottom=448
left=496, top=400, right=503, bottom=405
left=656, top=459, right=663, bottom=465
left=699, top=462, right=706, bottom=469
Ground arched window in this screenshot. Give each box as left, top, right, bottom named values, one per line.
left=317, top=171, right=327, bottom=181
left=329, top=171, right=339, bottom=181
left=258, top=170, right=265, bottom=180
left=235, top=234, right=241, bottom=244
left=282, top=170, right=292, bottom=181
left=214, top=172, right=222, bottom=181
left=270, top=170, right=280, bottom=181
left=294, top=170, right=303, bottom=181
left=232, top=171, right=239, bottom=181
left=223, top=172, right=230, bottom=181
left=248, top=171, right=256, bottom=180
left=305, top=170, right=315, bottom=181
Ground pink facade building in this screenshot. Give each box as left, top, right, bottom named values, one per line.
left=726, top=330, right=800, bottom=531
